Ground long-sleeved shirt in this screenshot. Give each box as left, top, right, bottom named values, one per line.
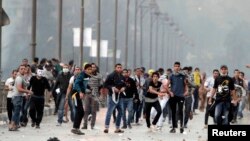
left=28, top=76, right=51, bottom=96
left=120, top=77, right=138, bottom=99
left=73, top=71, right=90, bottom=93
left=52, top=72, right=71, bottom=94
left=104, top=71, right=126, bottom=95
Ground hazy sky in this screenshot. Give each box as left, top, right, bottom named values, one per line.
left=1, top=0, right=250, bottom=79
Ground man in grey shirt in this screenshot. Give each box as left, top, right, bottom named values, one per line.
left=9, top=65, right=33, bottom=131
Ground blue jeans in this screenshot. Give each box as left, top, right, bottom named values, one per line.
left=121, top=98, right=133, bottom=126
left=57, top=93, right=66, bottom=123
left=133, top=100, right=143, bottom=123
left=12, top=96, right=23, bottom=125
left=20, top=96, right=31, bottom=123
left=214, top=101, right=230, bottom=125
left=238, top=96, right=246, bottom=118
left=68, top=94, right=75, bottom=122
left=105, top=95, right=123, bottom=129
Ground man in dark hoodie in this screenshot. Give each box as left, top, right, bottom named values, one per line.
left=71, top=64, right=92, bottom=135
left=103, top=63, right=126, bottom=133
left=121, top=69, right=138, bottom=129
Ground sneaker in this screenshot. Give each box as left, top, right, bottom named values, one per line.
left=114, top=129, right=124, bottom=133
left=103, top=128, right=109, bottom=133
left=150, top=125, right=157, bottom=132
left=156, top=126, right=162, bottom=131
left=170, top=128, right=176, bottom=133
left=20, top=122, right=27, bottom=127
left=88, top=115, right=92, bottom=121
left=31, top=122, right=35, bottom=127
left=121, top=125, right=127, bottom=129
left=180, top=128, right=184, bottom=133
left=162, top=118, right=166, bottom=122
left=231, top=119, right=237, bottom=123
left=81, top=126, right=87, bottom=129
left=128, top=124, right=132, bottom=129
left=71, top=128, right=85, bottom=135
left=36, top=125, right=40, bottom=129
left=204, top=125, right=208, bottom=129
left=56, top=122, right=62, bottom=126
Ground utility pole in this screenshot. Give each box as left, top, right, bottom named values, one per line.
left=133, top=0, right=137, bottom=69
left=80, top=0, right=84, bottom=68
left=125, top=0, right=130, bottom=68
left=113, top=0, right=118, bottom=67
left=154, top=13, right=159, bottom=69
left=149, top=11, right=153, bottom=69
left=31, top=0, right=37, bottom=60
left=96, top=0, right=101, bottom=67
left=58, top=0, right=62, bottom=61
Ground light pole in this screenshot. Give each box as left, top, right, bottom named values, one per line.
left=133, top=0, right=137, bottom=69
left=161, top=20, right=165, bottom=67
left=58, top=0, right=62, bottom=61
left=125, top=0, right=130, bottom=69
left=31, top=0, right=37, bottom=60
left=79, top=0, right=84, bottom=68
left=149, top=11, right=153, bottom=69
left=96, top=0, right=101, bottom=67
left=154, top=12, right=159, bottom=69
left=139, top=5, right=149, bottom=67
left=113, top=0, right=118, bottom=67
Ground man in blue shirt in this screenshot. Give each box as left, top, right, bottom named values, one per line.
left=167, top=62, right=188, bottom=133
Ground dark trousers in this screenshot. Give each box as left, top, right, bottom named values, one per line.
left=7, top=98, right=13, bottom=122
left=29, top=96, right=45, bottom=126
left=133, top=101, right=143, bottom=123
left=204, top=98, right=215, bottom=125
left=169, top=96, right=185, bottom=128
left=73, top=91, right=84, bottom=129
left=193, top=87, right=199, bottom=111
left=184, top=96, right=193, bottom=125
left=144, top=100, right=162, bottom=128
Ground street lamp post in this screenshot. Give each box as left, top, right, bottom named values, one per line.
left=79, top=0, right=84, bottom=68
left=31, top=0, right=37, bottom=60
left=58, top=0, right=62, bottom=61
left=133, top=0, right=137, bottom=69
left=154, top=12, right=159, bottom=69
left=97, top=0, right=101, bottom=67
left=161, top=21, right=165, bottom=67
left=149, top=11, right=153, bottom=69
left=113, top=0, right=118, bottom=67
left=125, top=0, right=130, bottom=69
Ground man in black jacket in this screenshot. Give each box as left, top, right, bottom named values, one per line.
left=121, top=69, right=138, bottom=129
left=103, top=63, right=126, bottom=133
left=53, top=64, right=71, bottom=126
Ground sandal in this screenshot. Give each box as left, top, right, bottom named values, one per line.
left=114, top=129, right=124, bottom=133
left=104, top=128, right=109, bottom=133
left=9, top=127, right=18, bottom=131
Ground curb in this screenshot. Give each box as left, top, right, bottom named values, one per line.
left=0, top=106, right=55, bottom=125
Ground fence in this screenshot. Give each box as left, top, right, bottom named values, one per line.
left=0, top=81, right=7, bottom=114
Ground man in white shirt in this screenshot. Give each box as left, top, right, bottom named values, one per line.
left=203, top=69, right=219, bottom=128
left=4, top=70, right=18, bottom=123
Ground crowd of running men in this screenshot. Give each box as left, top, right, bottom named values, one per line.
left=3, top=57, right=250, bottom=135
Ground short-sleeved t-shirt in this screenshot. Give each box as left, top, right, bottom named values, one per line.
left=69, top=76, right=75, bottom=84
left=214, top=76, right=235, bottom=102
left=146, top=81, right=162, bottom=99
left=5, top=77, right=15, bottom=98
left=12, top=75, right=25, bottom=97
